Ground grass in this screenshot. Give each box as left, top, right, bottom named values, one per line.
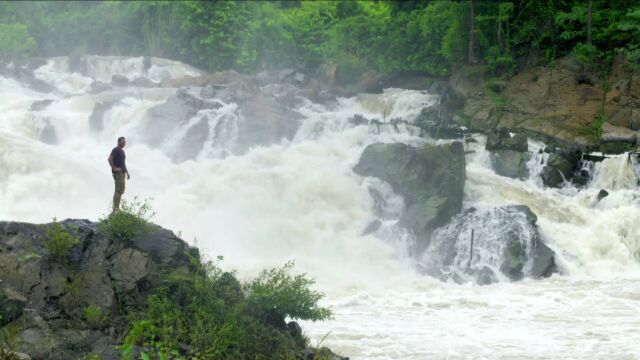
left=84, top=305, right=108, bottom=330
left=97, top=197, right=155, bottom=241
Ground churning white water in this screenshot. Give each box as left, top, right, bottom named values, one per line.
left=1, top=57, right=640, bottom=359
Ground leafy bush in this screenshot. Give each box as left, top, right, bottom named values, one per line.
left=246, top=261, right=332, bottom=325
left=97, top=197, right=155, bottom=241
left=44, top=219, right=79, bottom=262
left=84, top=305, right=108, bottom=329
left=119, top=258, right=331, bottom=359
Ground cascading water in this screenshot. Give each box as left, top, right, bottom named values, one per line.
left=1, top=56, right=640, bottom=359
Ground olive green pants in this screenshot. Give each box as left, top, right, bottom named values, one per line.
left=113, top=172, right=126, bottom=195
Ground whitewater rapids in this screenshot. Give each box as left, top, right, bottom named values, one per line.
left=1, top=57, right=639, bottom=359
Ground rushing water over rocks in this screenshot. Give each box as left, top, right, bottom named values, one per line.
left=1, top=56, right=640, bottom=359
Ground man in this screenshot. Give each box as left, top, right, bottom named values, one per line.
left=108, top=137, right=130, bottom=214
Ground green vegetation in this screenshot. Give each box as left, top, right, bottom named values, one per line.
left=84, top=305, right=109, bottom=330
left=44, top=219, right=78, bottom=262
left=582, top=109, right=607, bottom=140
left=97, top=197, right=155, bottom=241
left=0, top=23, right=36, bottom=60
left=120, top=258, right=331, bottom=359
left=0, top=1, right=638, bottom=77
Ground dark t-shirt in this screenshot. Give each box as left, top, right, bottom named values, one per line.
left=110, top=147, right=127, bottom=173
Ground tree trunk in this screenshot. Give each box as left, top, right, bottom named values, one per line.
left=498, top=17, right=504, bottom=54
left=587, top=0, right=592, bottom=46
left=468, top=0, right=478, bottom=64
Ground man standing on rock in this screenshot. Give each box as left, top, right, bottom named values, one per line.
left=108, top=136, right=130, bottom=213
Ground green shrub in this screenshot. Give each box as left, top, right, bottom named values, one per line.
left=246, top=261, right=332, bottom=325
left=84, top=305, right=108, bottom=330
left=44, top=219, right=79, bottom=262
left=97, top=197, right=154, bottom=241
left=119, top=259, right=330, bottom=359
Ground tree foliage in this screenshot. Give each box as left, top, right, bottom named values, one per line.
left=0, top=1, right=638, bottom=75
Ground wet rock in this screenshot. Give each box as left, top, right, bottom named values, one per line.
left=110, top=74, right=129, bottom=86
left=29, top=99, right=54, bottom=111
left=597, top=189, right=609, bottom=202
left=130, top=77, right=157, bottom=87
left=362, top=220, right=382, bottom=236
left=486, top=129, right=528, bottom=152
left=348, top=114, right=369, bottom=126
left=426, top=205, right=556, bottom=283
left=491, top=150, right=530, bottom=179
left=89, top=81, right=111, bottom=94
left=475, top=266, right=498, bottom=285
left=541, top=147, right=583, bottom=188
left=485, top=129, right=529, bottom=179
left=354, top=142, right=466, bottom=247
left=89, top=100, right=119, bottom=132
left=305, top=347, right=349, bottom=360
left=39, top=119, right=58, bottom=145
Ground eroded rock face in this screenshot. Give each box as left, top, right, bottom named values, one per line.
left=0, top=219, right=194, bottom=360
left=354, top=142, right=466, bottom=247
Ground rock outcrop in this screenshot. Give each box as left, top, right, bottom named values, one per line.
left=447, top=54, right=640, bottom=153
left=354, top=142, right=466, bottom=248
left=0, top=219, right=196, bottom=359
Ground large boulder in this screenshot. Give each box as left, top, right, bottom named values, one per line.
left=491, top=150, right=530, bottom=179
left=424, top=205, right=557, bottom=284
left=354, top=142, right=466, bottom=246
left=486, top=129, right=530, bottom=179
left=541, top=146, right=583, bottom=188
left=485, top=130, right=528, bottom=152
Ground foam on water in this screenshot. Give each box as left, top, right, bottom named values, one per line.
left=1, top=56, right=639, bottom=359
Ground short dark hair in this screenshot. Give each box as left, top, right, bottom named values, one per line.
left=118, top=136, right=125, bottom=142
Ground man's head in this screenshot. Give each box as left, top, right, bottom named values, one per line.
left=117, top=136, right=126, bottom=148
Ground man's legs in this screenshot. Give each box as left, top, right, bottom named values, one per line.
left=112, top=173, right=125, bottom=214
left=112, top=191, right=122, bottom=213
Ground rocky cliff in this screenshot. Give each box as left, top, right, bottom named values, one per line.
left=0, top=219, right=343, bottom=360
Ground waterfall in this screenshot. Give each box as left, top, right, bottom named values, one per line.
left=2, top=56, right=640, bottom=359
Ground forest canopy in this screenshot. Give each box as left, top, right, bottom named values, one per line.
left=1, top=0, right=639, bottom=76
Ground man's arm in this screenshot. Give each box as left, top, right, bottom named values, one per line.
left=108, top=155, right=121, bottom=172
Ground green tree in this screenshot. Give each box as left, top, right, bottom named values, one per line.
left=0, top=23, right=36, bottom=60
